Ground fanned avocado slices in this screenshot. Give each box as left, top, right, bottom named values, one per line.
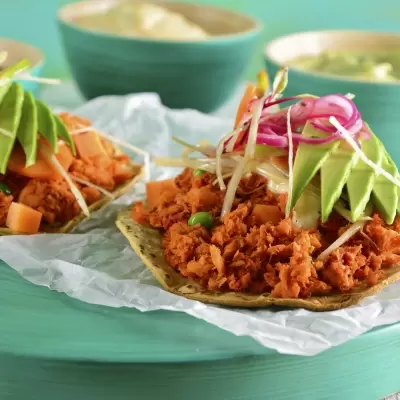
left=320, top=142, right=359, bottom=222
left=0, top=82, right=24, bottom=174
left=36, top=99, right=58, bottom=153
left=288, top=121, right=340, bottom=210
left=287, top=121, right=400, bottom=224
left=0, top=59, right=76, bottom=175
left=16, top=91, right=38, bottom=167
left=346, top=134, right=383, bottom=222
left=372, top=152, right=398, bottom=224
left=54, top=114, right=76, bottom=155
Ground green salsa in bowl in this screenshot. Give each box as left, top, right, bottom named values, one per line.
left=290, top=50, right=400, bottom=82
left=264, top=30, right=400, bottom=166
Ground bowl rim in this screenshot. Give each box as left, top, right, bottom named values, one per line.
left=57, top=0, right=263, bottom=44
left=0, top=37, right=44, bottom=70
left=264, top=29, right=400, bottom=87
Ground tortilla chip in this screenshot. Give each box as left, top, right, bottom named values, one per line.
left=116, top=206, right=400, bottom=311
left=1, top=163, right=143, bottom=235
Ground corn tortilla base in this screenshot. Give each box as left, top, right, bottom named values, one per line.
left=116, top=206, right=400, bottom=311
left=0, top=164, right=143, bottom=235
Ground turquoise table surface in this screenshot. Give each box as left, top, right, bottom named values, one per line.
left=1, top=260, right=400, bottom=400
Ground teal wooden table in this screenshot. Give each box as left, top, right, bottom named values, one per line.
left=1, top=260, right=400, bottom=400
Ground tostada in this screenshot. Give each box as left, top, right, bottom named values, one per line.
left=0, top=55, right=144, bottom=234
left=116, top=69, right=400, bottom=310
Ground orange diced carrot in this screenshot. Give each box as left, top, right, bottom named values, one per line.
left=73, top=131, right=108, bottom=159
left=8, top=146, right=54, bottom=179
left=6, top=202, right=42, bottom=234
left=8, top=141, right=74, bottom=181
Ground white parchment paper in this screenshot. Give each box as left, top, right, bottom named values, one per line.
left=1, top=93, right=400, bottom=356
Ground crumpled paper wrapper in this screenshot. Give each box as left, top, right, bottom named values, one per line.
left=1, top=93, right=400, bottom=357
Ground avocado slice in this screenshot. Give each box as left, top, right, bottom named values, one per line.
left=385, top=163, right=400, bottom=218
left=373, top=143, right=400, bottom=221
left=346, top=134, right=383, bottom=222
left=320, top=142, right=359, bottom=222
left=36, top=99, right=58, bottom=153
left=0, top=82, right=24, bottom=174
left=54, top=114, right=76, bottom=155
left=16, top=90, right=38, bottom=167
left=0, top=81, right=11, bottom=105
left=372, top=152, right=398, bottom=224
left=360, top=131, right=400, bottom=223
left=288, top=121, right=339, bottom=210
left=374, top=140, right=400, bottom=217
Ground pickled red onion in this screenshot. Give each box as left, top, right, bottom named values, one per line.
left=256, top=134, right=288, bottom=147
left=225, top=89, right=366, bottom=153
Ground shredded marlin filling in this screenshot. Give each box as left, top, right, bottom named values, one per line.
left=133, top=168, right=400, bottom=298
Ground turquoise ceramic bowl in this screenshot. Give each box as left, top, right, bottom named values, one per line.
left=264, top=30, right=400, bottom=166
left=0, top=38, right=45, bottom=96
left=57, top=0, right=262, bottom=113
